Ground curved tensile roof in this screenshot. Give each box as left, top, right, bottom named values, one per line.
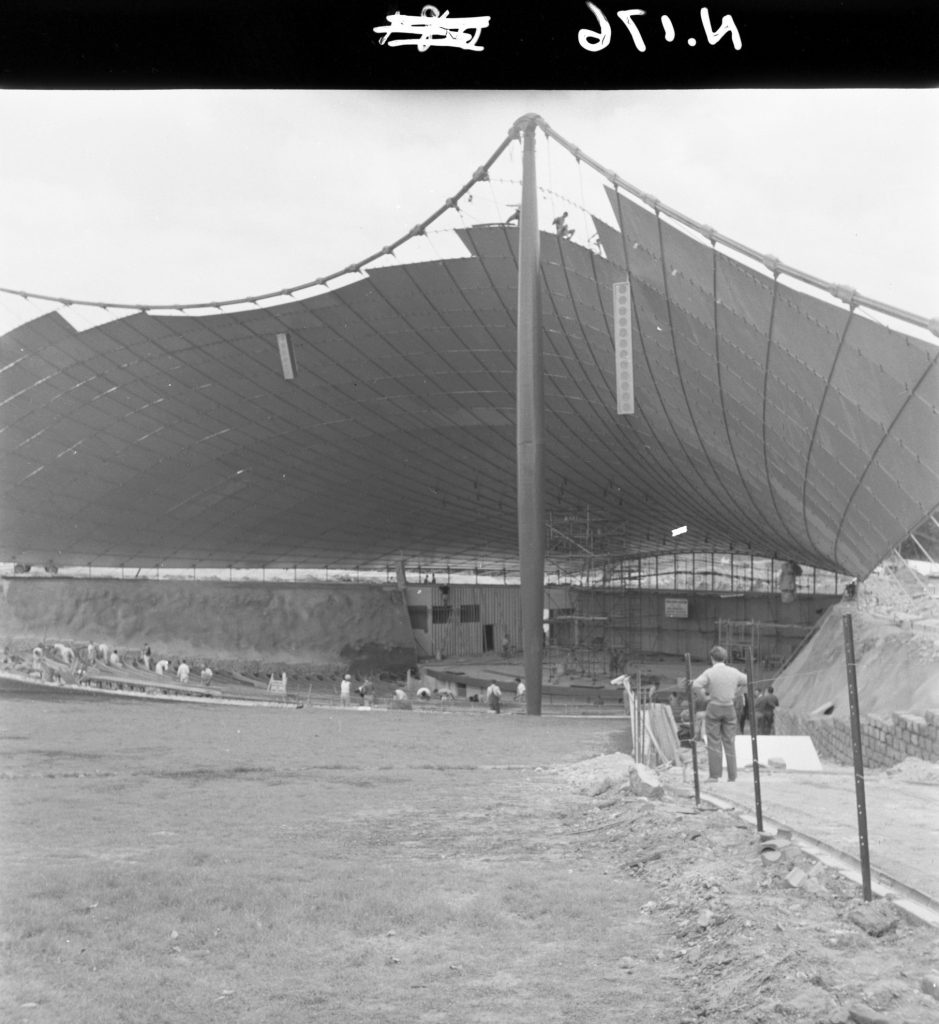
left=1, top=118, right=937, bottom=579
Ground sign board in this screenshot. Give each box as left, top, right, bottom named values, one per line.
left=612, top=280, right=634, bottom=415
left=664, top=598, right=688, bottom=618
left=276, top=332, right=297, bottom=381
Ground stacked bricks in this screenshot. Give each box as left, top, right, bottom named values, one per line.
left=776, top=709, right=939, bottom=767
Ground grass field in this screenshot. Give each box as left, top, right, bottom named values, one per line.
left=0, top=695, right=694, bottom=1024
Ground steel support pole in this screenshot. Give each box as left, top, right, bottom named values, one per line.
left=517, top=116, right=544, bottom=716
left=842, top=613, right=873, bottom=901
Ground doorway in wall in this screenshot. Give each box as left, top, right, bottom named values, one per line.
left=483, top=624, right=494, bottom=652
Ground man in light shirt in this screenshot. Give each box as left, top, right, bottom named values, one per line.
left=693, top=645, right=747, bottom=783
left=177, top=659, right=190, bottom=685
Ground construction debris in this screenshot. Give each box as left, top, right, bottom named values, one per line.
left=550, top=753, right=939, bottom=1024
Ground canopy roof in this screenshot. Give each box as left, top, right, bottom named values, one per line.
left=1, top=118, right=937, bottom=579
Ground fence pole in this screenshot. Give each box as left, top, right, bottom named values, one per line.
left=684, top=653, right=700, bottom=805
left=744, top=646, right=764, bottom=833
left=842, top=613, right=873, bottom=901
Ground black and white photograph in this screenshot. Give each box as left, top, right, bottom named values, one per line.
left=1, top=6, right=938, bottom=1023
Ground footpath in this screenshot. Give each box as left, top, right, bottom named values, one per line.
left=663, top=755, right=939, bottom=914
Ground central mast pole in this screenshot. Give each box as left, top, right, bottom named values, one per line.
left=516, top=115, right=545, bottom=715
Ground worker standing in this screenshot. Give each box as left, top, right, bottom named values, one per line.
left=693, top=646, right=747, bottom=783
left=756, top=686, right=780, bottom=735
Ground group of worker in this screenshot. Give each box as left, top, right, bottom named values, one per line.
left=335, top=672, right=526, bottom=711
left=39, top=639, right=215, bottom=688
left=740, top=686, right=781, bottom=736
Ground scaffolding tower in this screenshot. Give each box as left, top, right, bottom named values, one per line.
left=545, top=509, right=633, bottom=682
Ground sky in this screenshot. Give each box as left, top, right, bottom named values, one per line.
left=0, top=89, right=936, bottom=337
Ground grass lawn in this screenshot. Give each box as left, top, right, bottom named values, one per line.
left=1, top=696, right=687, bottom=1023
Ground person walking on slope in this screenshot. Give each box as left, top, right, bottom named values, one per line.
left=693, top=646, right=747, bottom=783
left=486, top=682, right=502, bottom=714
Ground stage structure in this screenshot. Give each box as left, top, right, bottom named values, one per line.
left=2, top=114, right=938, bottom=715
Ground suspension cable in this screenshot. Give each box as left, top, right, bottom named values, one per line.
left=1, top=112, right=934, bottom=338
left=531, top=115, right=937, bottom=336
left=0, top=124, right=521, bottom=317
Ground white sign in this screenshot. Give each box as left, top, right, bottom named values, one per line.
left=664, top=598, right=688, bottom=618
left=613, top=280, right=634, bottom=414
left=276, top=332, right=297, bottom=381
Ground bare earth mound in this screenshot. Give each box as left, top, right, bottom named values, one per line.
left=774, top=605, right=939, bottom=717
left=0, top=577, right=416, bottom=675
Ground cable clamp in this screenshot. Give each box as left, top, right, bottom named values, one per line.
left=830, top=284, right=858, bottom=307
left=761, top=254, right=781, bottom=276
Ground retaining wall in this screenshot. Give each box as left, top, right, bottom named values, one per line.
left=776, top=708, right=939, bottom=767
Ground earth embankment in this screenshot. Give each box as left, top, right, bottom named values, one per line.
left=0, top=577, right=416, bottom=675
left=774, top=603, right=939, bottom=716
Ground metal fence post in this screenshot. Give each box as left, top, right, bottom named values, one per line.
left=745, top=646, right=763, bottom=833
left=842, top=612, right=873, bottom=901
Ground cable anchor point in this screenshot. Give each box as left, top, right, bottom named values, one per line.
left=830, top=284, right=858, bottom=307
left=761, top=254, right=782, bottom=277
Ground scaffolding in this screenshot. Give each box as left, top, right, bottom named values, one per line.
left=545, top=508, right=838, bottom=678
left=546, top=511, right=846, bottom=595
left=543, top=613, right=617, bottom=683
left=545, top=511, right=633, bottom=681
left=545, top=510, right=635, bottom=585
left=717, top=619, right=814, bottom=669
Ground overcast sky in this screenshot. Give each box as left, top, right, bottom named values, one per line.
left=0, top=89, right=936, bottom=335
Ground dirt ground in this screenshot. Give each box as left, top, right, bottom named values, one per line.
left=1, top=694, right=938, bottom=1023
